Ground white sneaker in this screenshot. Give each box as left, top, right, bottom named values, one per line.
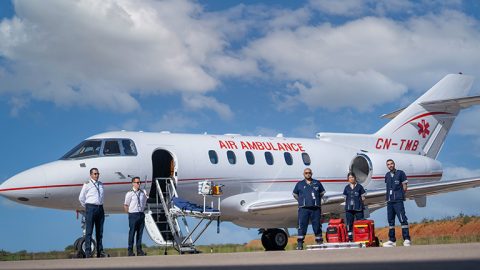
left=383, top=240, right=396, bottom=247
left=403, top=239, right=411, bottom=246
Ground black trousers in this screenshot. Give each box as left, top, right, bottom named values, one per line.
left=345, top=210, right=364, bottom=241
left=387, top=201, right=410, bottom=241
left=85, top=204, right=104, bottom=256
left=128, top=212, right=145, bottom=252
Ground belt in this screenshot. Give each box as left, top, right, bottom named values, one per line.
left=86, top=203, right=103, bottom=207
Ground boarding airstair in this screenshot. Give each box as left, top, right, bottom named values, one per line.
left=144, top=177, right=222, bottom=254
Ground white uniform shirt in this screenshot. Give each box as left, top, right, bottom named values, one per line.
left=79, top=179, right=104, bottom=207
left=124, top=189, right=148, bottom=213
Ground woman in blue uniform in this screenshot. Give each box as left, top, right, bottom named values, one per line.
left=343, top=172, right=366, bottom=242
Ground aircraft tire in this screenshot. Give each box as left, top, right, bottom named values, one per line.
left=261, top=229, right=288, bottom=251
left=75, top=236, right=96, bottom=258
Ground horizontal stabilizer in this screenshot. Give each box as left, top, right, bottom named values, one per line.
left=381, top=95, right=480, bottom=119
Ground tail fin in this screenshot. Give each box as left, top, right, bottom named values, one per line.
left=375, top=74, right=478, bottom=159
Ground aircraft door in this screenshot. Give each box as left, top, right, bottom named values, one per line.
left=150, top=149, right=176, bottom=199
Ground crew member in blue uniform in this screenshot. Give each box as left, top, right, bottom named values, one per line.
left=293, top=168, right=326, bottom=250
left=383, top=159, right=411, bottom=247
left=124, top=177, right=148, bottom=256
left=78, top=168, right=107, bottom=258
left=343, top=172, right=366, bottom=242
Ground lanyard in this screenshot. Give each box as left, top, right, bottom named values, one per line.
left=133, top=189, right=143, bottom=212
left=91, top=180, right=100, bottom=197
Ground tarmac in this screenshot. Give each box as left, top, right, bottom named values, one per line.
left=1, top=243, right=479, bottom=270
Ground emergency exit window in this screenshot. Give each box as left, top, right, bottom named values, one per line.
left=209, top=150, right=218, bottom=164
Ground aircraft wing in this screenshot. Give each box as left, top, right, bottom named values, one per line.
left=247, top=177, right=480, bottom=213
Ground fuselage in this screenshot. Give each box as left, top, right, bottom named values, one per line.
left=0, top=131, right=443, bottom=228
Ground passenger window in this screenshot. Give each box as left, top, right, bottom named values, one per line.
left=103, top=140, right=121, bottom=156
left=122, top=139, right=137, bottom=156
left=227, top=151, right=236, bottom=164
left=302, top=153, right=311, bottom=166
left=209, top=150, right=218, bottom=164
left=265, top=152, right=274, bottom=165
left=284, top=152, right=293, bottom=165
left=246, top=151, right=255, bottom=165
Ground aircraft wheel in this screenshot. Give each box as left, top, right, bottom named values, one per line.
left=74, top=236, right=96, bottom=258
left=261, top=229, right=288, bottom=251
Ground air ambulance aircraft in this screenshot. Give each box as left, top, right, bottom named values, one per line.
left=1, top=73, right=480, bottom=252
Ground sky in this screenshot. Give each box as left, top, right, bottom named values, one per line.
left=0, top=0, right=479, bottom=252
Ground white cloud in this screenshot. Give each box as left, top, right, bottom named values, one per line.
left=1, top=0, right=480, bottom=115
left=0, top=0, right=254, bottom=112
left=8, top=96, right=28, bottom=116
left=242, top=10, right=480, bottom=111
left=309, top=0, right=370, bottom=16
left=182, top=94, right=234, bottom=120
left=148, top=111, right=198, bottom=132
left=454, top=107, right=480, bottom=136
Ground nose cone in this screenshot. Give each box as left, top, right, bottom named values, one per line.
left=0, top=165, right=47, bottom=205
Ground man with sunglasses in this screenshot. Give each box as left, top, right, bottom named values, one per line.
left=293, top=168, right=326, bottom=250
left=78, top=168, right=107, bottom=258
left=124, top=177, right=148, bottom=256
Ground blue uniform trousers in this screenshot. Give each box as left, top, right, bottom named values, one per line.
left=345, top=210, right=364, bottom=241
left=85, top=204, right=104, bottom=256
left=128, top=212, right=145, bottom=252
left=387, top=201, right=410, bottom=242
left=297, top=207, right=322, bottom=244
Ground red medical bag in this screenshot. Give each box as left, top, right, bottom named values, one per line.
left=353, top=219, right=379, bottom=247
left=326, top=218, right=348, bottom=243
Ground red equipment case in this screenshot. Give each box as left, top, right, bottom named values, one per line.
left=353, top=219, right=379, bottom=247
left=325, top=218, right=348, bottom=243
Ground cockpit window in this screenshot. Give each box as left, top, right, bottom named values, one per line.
left=103, top=140, right=121, bottom=156
left=122, top=139, right=137, bottom=156
left=61, top=140, right=102, bottom=159
left=61, top=138, right=138, bottom=160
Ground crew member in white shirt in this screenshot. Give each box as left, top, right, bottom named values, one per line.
left=124, top=176, right=148, bottom=256
left=78, top=168, right=106, bottom=258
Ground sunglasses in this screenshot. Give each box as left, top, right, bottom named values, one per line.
left=92, top=173, right=100, bottom=175
left=304, top=172, right=312, bottom=174
left=133, top=182, right=141, bottom=184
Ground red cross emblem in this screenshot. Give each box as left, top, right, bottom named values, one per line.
left=417, top=119, right=430, bottom=138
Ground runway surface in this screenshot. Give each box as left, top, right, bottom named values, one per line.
left=1, top=243, right=479, bottom=270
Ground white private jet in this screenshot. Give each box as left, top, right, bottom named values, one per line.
left=1, top=73, right=480, bottom=254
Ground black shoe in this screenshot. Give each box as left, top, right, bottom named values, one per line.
left=295, top=244, right=303, bottom=250
left=128, top=252, right=135, bottom=256
left=84, top=253, right=92, bottom=258
left=97, top=251, right=108, bottom=258
left=137, top=250, right=147, bottom=256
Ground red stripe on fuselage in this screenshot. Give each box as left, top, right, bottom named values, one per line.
left=0, top=173, right=443, bottom=192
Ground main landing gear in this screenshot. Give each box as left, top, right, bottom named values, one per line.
left=73, top=211, right=96, bottom=258
left=260, top=228, right=288, bottom=251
